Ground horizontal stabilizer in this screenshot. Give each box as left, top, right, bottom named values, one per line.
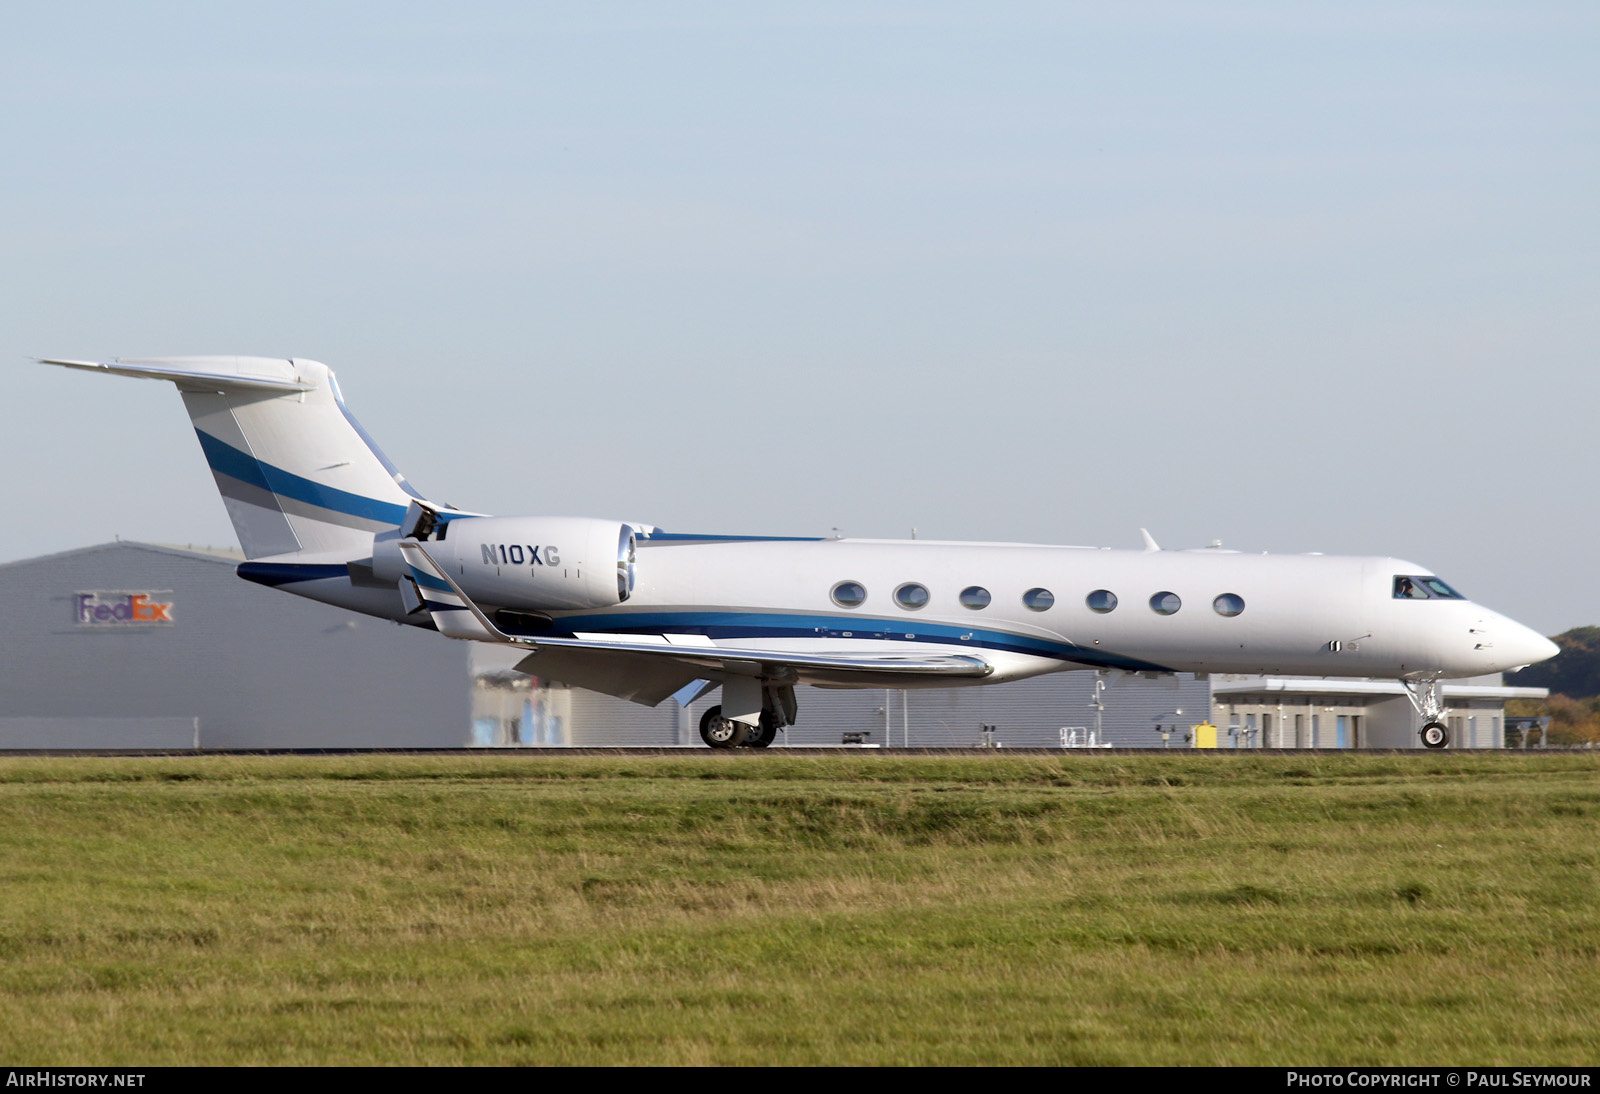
left=37, top=356, right=314, bottom=393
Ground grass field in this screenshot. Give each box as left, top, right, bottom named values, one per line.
left=0, top=750, right=1597, bottom=1066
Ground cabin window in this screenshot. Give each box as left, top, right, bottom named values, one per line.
left=1150, top=591, right=1181, bottom=615
left=831, top=581, right=867, bottom=609
left=1086, top=589, right=1117, bottom=614
left=894, top=583, right=930, bottom=610
left=1022, top=587, right=1054, bottom=612
left=1213, top=593, right=1245, bottom=617
left=960, top=586, right=991, bottom=610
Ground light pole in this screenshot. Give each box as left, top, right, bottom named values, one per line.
left=1090, top=672, right=1107, bottom=746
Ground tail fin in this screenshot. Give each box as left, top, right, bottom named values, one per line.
left=39, top=356, right=421, bottom=560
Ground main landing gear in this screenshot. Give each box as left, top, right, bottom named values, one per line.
left=698, top=684, right=796, bottom=750
left=1401, top=676, right=1450, bottom=749
left=698, top=706, right=786, bottom=749
left=698, top=705, right=748, bottom=748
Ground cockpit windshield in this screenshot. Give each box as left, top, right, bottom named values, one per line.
left=1393, top=575, right=1465, bottom=600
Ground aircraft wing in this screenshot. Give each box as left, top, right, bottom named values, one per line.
left=396, top=540, right=993, bottom=682
left=519, top=635, right=993, bottom=677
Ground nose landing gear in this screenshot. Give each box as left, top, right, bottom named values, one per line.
left=1401, top=677, right=1451, bottom=749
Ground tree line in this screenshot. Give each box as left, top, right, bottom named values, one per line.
left=1504, top=627, right=1600, bottom=744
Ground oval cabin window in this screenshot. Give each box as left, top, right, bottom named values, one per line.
left=831, top=581, right=867, bottom=609
left=960, top=586, right=991, bottom=610
left=894, top=583, right=930, bottom=610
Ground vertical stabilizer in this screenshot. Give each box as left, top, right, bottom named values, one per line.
left=39, top=356, right=421, bottom=560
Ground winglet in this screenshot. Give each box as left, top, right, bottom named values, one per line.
left=397, top=540, right=517, bottom=643
left=1140, top=528, right=1161, bottom=552
left=671, top=679, right=716, bottom=707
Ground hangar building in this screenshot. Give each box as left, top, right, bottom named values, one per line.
left=1207, top=674, right=1547, bottom=749
left=0, top=542, right=467, bottom=748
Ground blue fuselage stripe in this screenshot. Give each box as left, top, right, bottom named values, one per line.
left=232, top=567, right=1172, bottom=673
left=237, top=562, right=350, bottom=587
left=640, top=532, right=826, bottom=544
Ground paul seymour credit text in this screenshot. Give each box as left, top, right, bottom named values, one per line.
left=1288, top=1075, right=1591, bottom=1088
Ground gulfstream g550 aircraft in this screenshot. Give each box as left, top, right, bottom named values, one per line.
left=40, top=355, right=1558, bottom=749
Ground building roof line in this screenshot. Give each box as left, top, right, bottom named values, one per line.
left=0, top=541, right=244, bottom=572
left=1212, top=676, right=1548, bottom=700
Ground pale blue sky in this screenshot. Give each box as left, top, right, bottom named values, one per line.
left=5, top=2, right=1597, bottom=633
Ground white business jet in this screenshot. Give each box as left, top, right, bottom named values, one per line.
left=39, top=356, right=1558, bottom=749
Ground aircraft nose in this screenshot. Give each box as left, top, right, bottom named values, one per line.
left=1500, top=623, right=1559, bottom=672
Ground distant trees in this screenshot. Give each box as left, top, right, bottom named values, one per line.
left=1505, top=627, right=1600, bottom=745
left=1506, top=695, right=1600, bottom=746
left=1507, top=626, right=1600, bottom=697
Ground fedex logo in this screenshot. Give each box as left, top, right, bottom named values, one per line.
left=75, top=592, right=175, bottom=626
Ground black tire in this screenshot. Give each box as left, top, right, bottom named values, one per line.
left=699, top=705, right=749, bottom=749
left=1420, top=721, right=1449, bottom=749
left=743, top=711, right=780, bottom=749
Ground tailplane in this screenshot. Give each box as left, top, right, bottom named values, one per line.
left=39, top=356, right=421, bottom=560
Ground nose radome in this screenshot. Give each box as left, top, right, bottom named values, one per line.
left=1466, top=609, right=1559, bottom=674
left=1500, top=624, right=1560, bottom=672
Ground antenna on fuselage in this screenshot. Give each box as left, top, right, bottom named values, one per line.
left=1139, top=528, right=1161, bottom=552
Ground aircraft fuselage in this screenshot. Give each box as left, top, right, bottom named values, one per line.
left=368, top=527, right=1554, bottom=687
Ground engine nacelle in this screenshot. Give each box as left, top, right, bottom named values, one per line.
left=374, top=516, right=638, bottom=612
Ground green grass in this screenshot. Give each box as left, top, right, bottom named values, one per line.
left=0, top=751, right=1597, bottom=1065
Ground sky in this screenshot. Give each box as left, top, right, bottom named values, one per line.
left=4, top=2, right=1596, bottom=635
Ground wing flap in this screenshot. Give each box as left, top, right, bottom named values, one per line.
left=530, top=634, right=993, bottom=677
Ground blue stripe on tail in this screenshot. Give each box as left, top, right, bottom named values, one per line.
left=195, top=430, right=410, bottom=526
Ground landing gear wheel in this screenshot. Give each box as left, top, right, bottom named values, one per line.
left=1420, top=722, right=1449, bottom=749
left=699, top=705, right=750, bottom=749
left=743, top=711, right=780, bottom=749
